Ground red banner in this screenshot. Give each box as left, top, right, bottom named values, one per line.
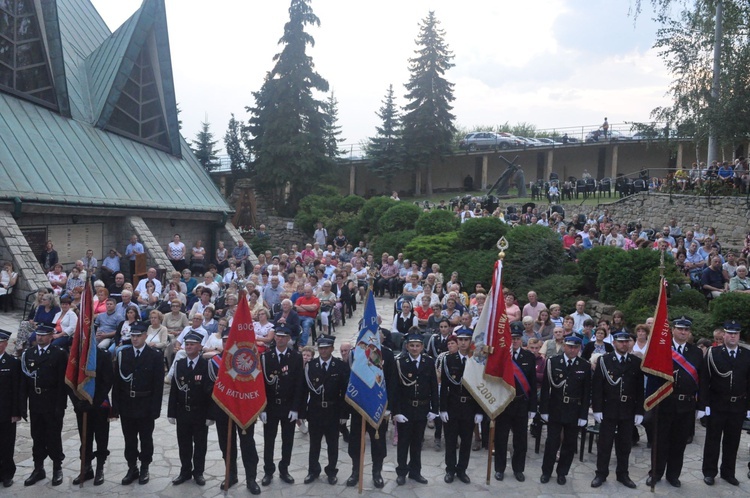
left=65, top=279, right=96, bottom=402
left=484, top=260, right=515, bottom=389
left=211, top=290, right=267, bottom=430
left=641, top=277, right=674, bottom=410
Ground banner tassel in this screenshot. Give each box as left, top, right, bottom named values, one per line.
left=374, top=429, right=379, bottom=440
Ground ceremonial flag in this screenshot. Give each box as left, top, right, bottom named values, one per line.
left=346, top=290, right=387, bottom=429
left=483, top=261, right=516, bottom=386
left=641, top=277, right=674, bottom=411
left=65, top=279, right=96, bottom=402
left=463, top=284, right=515, bottom=419
left=212, top=289, right=266, bottom=430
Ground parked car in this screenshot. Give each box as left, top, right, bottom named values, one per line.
left=536, top=137, right=565, bottom=146
left=459, top=132, right=522, bottom=151
left=585, top=129, right=633, bottom=142
left=516, top=136, right=539, bottom=147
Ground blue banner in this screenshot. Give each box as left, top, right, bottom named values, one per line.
left=345, top=290, right=387, bottom=428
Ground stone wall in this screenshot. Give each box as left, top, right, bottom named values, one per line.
left=0, top=210, right=52, bottom=308
left=128, top=216, right=176, bottom=275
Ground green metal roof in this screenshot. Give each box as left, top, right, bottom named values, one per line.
left=0, top=0, right=230, bottom=214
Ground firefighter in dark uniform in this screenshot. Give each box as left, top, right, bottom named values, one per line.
left=168, top=331, right=212, bottom=486
left=69, top=346, right=114, bottom=486
left=112, top=320, right=164, bottom=485
left=0, top=329, right=24, bottom=488
left=301, top=335, right=350, bottom=485
left=260, top=325, right=304, bottom=486
left=590, top=331, right=643, bottom=489
left=426, top=318, right=452, bottom=449
left=699, top=320, right=750, bottom=486
left=646, top=316, right=703, bottom=488
left=21, top=324, right=68, bottom=487
left=393, top=329, right=439, bottom=486
left=539, top=335, right=590, bottom=485
left=207, top=328, right=261, bottom=494
left=346, top=327, right=398, bottom=489
left=494, top=325, right=537, bottom=482
left=440, top=328, right=483, bottom=484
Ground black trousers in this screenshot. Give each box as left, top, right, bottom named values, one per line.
left=595, top=417, right=632, bottom=479
left=216, top=417, right=259, bottom=481
left=651, top=409, right=693, bottom=480
left=176, top=417, right=208, bottom=476
left=541, top=420, right=577, bottom=477
left=75, top=407, right=110, bottom=465
left=396, top=419, right=427, bottom=477
left=121, top=416, right=155, bottom=467
left=308, top=415, right=340, bottom=477
left=0, top=421, right=17, bottom=479
left=495, top=409, right=529, bottom=473
left=445, top=416, right=474, bottom=474
left=433, top=418, right=443, bottom=440
left=30, top=410, right=65, bottom=468
left=702, top=410, right=745, bottom=478
left=263, top=411, right=295, bottom=475
left=348, top=413, right=388, bottom=475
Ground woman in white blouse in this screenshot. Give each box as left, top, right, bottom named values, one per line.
left=51, top=296, right=78, bottom=348
left=254, top=309, right=275, bottom=353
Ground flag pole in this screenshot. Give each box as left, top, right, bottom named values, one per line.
left=79, top=411, right=88, bottom=488
left=357, top=417, right=366, bottom=494
left=485, top=418, right=495, bottom=485
left=649, top=250, right=666, bottom=492
left=224, top=419, right=233, bottom=494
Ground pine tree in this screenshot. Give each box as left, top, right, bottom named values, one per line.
left=366, top=84, right=403, bottom=192
left=191, top=120, right=219, bottom=173
left=401, top=11, right=456, bottom=196
left=245, top=0, right=331, bottom=213
left=224, top=113, right=247, bottom=175
left=322, top=91, right=345, bottom=160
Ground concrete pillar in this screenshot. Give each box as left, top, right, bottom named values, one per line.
left=611, top=145, right=619, bottom=179
left=545, top=150, right=554, bottom=180
left=481, top=155, right=489, bottom=190
left=349, top=165, right=356, bottom=195
left=676, top=143, right=684, bottom=168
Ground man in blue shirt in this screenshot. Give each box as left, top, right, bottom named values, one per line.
left=124, top=235, right=144, bottom=281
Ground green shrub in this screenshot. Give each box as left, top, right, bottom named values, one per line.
left=378, top=203, right=422, bottom=234
left=576, top=246, right=622, bottom=295
left=457, top=217, right=509, bottom=251
left=404, top=232, right=459, bottom=267
left=670, top=306, right=713, bottom=339
left=669, top=288, right=708, bottom=311
left=295, top=193, right=367, bottom=241
left=369, top=230, right=417, bottom=258
left=359, top=196, right=398, bottom=236
left=339, top=195, right=366, bottom=214
left=709, top=293, right=750, bottom=335
left=502, top=225, right=566, bottom=291
left=443, top=249, right=498, bottom=290
left=415, top=209, right=459, bottom=236
left=532, top=274, right=584, bottom=313
left=598, top=250, right=677, bottom=306
left=619, top=284, right=660, bottom=327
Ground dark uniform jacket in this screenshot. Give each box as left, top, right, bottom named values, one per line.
left=168, top=356, right=213, bottom=422
left=439, top=352, right=481, bottom=420
left=300, top=356, right=349, bottom=421
left=700, top=345, right=750, bottom=413
left=426, top=333, right=451, bottom=359
left=592, top=352, right=644, bottom=420
left=393, top=353, right=439, bottom=420
left=507, top=348, right=538, bottom=415
left=112, top=345, right=164, bottom=419
left=22, top=345, right=68, bottom=413
left=0, top=352, right=25, bottom=421
left=540, top=354, right=591, bottom=424
left=68, top=350, right=113, bottom=413
left=661, top=342, right=703, bottom=413
left=261, top=348, right=304, bottom=416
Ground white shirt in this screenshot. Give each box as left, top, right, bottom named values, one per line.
left=133, top=345, right=146, bottom=356
left=135, top=278, right=163, bottom=296
left=176, top=326, right=208, bottom=346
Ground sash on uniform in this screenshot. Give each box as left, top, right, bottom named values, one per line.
left=512, top=360, right=531, bottom=398
left=671, top=349, right=699, bottom=385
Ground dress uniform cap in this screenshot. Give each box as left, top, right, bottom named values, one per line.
left=510, top=321, right=524, bottom=336
left=454, top=327, right=473, bottom=338
left=35, top=324, right=54, bottom=335
left=406, top=332, right=424, bottom=343
left=274, top=325, right=291, bottom=336
left=672, top=316, right=692, bottom=328
left=316, top=335, right=335, bottom=347
left=563, top=335, right=582, bottom=346
left=129, top=321, right=148, bottom=335
left=0, top=328, right=11, bottom=341
left=613, top=331, right=631, bottom=341
left=183, top=331, right=203, bottom=343
left=723, top=320, right=741, bottom=334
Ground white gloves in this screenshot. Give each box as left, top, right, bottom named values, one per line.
left=427, top=412, right=438, bottom=422
left=206, top=419, right=215, bottom=427
left=577, top=418, right=587, bottom=427
left=288, top=411, right=298, bottom=422
left=540, top=414, right=549, bottom=422
left=440, top=412, right=449, bottom=423
left=528, top=412, right=535, bottom=420
left=593, top=412, right=603, bottom=424
left=705, top=407, right=711, bottom=416
left=393, top=414, right=408, bottom=423
left=168, top=417, right=176, bottom=425
left=260, top=412, right=267, bottom=424
left=634, top=415, right=643, bottom=425
left=696, top=410, right=705, bottom=419
left=747, top=410, right=750, bottom=419
left=339, top=419, right=348, bottom=424
left=474, top=414, right=483, bottom=424
left=384, top=410, right=391, bottom=418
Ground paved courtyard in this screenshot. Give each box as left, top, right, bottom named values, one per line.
left=4, top=298, right=750, bottom=497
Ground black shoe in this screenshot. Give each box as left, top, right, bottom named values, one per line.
left=721, top=474, right=739, bottom=486
left=410, top=474, right=428, bottom=484
left=617, top=476, right=636, bottom=489
left=346, top=473, right=358, bottom=487
left=646, top=442, right=652, bottom=449
left=494, top=472, right=504, bottom=481
left=24, top=469, right=45, bottom=486
left=667, top=477, right=681, bottom=488
left=703, top=476, right=715, bottom=485
left=51, top=469, right=63, bottom=486
left=2, top=478, right=12, bottom=488
left=221, top=476, right=239, bottom=489
left=247, top=480, right=261, bottom=495
left=121, top=467, right=139, bottom=485
left=327, top=475, right=337, bottom=485
left=373, top=473, right=384, bottom=488
left=94, top=466, right=105, bottom=486
left=540, top=474, right=550, bottom=484
left=279, top=472, right=294, bottom=484
left=194, top=474, right=206, bottom=486
left=303, top=473, right=318, bottom=484
left=73, top=467, right=93, bottom=485
left=686, top=436, right=693, bottom=444
left=591, top=476, right=605, bottom=488
left=172, top=474, right=192, bottom=485
left=261, top=474, right=273, bottom=486
left=396, top=475, right=406, bottom=485
left=514, top=472, right=525, bottom=482
left=138, top=467, right=149, bottom=485
left=646, top=475, right=660, bottom=487
left=457, top=472, right=470, bottom=484
left=557, top=475, right=566, bottom=485
left=444, top=473, right=454, bottom=483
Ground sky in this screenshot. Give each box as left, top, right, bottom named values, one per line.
left=90, top=0, right=675, bottom=156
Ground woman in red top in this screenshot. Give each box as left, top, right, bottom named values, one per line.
left=415, top=295, right=433, bottom=328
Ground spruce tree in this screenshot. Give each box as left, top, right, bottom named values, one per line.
left=322, top=91, right=345, bottom=160
left=224, top=113, right=247, bottom=175
left=366, top=84, right=403, bottom=192
left=191, top=120, right=219, bottom=173
left=401, top=11, right=456, bottom=196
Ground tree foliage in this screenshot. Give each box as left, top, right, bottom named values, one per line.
left=322, top=91, right=345, bottom=160
left=191, top=120, right=219, bottom=173
left=224, top=113, right=247, bottom=175
left=366, top=84, right=404, bottom=191
left=415, top=208, right=459, bottom=236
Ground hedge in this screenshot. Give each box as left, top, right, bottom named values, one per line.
left=415, top=209, right=459, bottom=236
left=378, top=203, right=422, bottom=234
